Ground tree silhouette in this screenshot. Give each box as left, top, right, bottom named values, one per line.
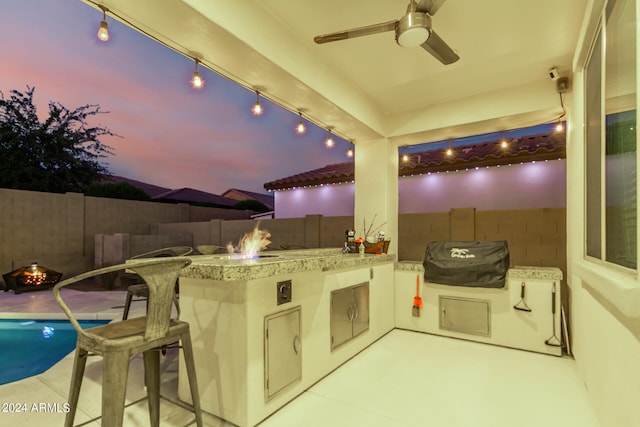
left=0, top=86, right=116, bottom=193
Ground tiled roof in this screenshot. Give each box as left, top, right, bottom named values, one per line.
left=152, top=188, right=238, bottom=206
left=222, top=188, right=275, bottom=209
left=264, top=132, right=565, bottom=191
left=264, top=162, right=355, bottom=190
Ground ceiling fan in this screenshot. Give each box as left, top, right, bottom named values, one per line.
left=313, top=0, right=459, bottom=65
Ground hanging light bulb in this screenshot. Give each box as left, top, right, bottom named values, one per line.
left=346, top=140, right=355, bottom=158
left=324, top=128, right=335, bottom=148
left=97, top=6, right=109, bottom=42
left=252, top=91, right=263, bottom=116
left=191, top=59, right=204, bottom=89
left=295, top=112, right=306, bottom=135
left=401, top=147, right=409, bottom=162
left=555, top=121, right=564, bottom=132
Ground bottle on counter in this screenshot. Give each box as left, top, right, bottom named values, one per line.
left=359, top=240, right=365, bottom=257
left=346, top=229, right=356, bottom=253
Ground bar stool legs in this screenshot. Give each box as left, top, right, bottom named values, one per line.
left=181, top=330, right=203, bottom=427
left=64, top=346, right=87, bottom=427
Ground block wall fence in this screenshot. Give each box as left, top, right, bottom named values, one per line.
left=0, top=188, right=252, bottom=277
left=1, top=188, right=565, bottom=297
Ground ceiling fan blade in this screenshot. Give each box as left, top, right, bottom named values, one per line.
left=314, top=20, right=397, bottom=44
left=421, top=29, right=459, bottom=64
left=416, top=0, right=447, bottom=15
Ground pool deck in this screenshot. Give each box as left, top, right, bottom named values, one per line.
left=0, top=288, right=220, bottom=426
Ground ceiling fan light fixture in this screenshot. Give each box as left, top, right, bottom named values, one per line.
left=396, top=12, right=430, bottom=48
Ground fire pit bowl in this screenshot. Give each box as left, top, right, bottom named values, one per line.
left=2, top=262, right=62, bottom=294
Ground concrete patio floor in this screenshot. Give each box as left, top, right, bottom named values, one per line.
left=0, top=288, right=600, bottom=427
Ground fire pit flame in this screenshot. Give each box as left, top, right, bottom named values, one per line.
left=226, top=224, right=271, bottom=258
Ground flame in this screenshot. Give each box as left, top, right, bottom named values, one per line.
left=227, top=224, right=271, bottom=258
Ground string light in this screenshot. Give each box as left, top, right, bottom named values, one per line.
left=445, top=139, right=454, bottom=157
left=86, top=2, right=564, bottom=152
left=345, top=140, right=355, bottom=158
left=324, top=128, right=335, bottom=148
left=295, top=112, right=306, bottom=135
left=84, top=0, right=356, bottom=145
left=191, top=59, right=204, bottom=89
left=252, top=91, right=263, bottom=116
left=97, top=5, right=109, bottom=42
left=500, top=131, right=508, bottom=148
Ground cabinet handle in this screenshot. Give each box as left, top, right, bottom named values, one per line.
left=353, top=303, right=359, bottom=321
left=293, top=335, right=301, bottom=354
left=347, top=305, right=354, bottom=321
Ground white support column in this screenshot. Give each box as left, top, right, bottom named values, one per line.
left=354, top=138, right=398, bottom=258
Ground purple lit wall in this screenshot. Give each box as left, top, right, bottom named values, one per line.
left=274, top=183, right=355, bottom=218
left=273, top=159, right=566, bottom=217
left=399, top=159, right=566, bottom=213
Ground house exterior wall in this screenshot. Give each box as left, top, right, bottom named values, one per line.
left=566, top=1, right=640, bottom=426
left=399, top=159, right=566, bottom=212
left=273, top=183, right=354, bottom=218
left=273, top=159, right=566, bottom=218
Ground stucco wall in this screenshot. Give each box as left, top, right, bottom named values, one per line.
left=274, top=183, right=354, bottom=218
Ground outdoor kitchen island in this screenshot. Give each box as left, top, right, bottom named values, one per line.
left=176, top=248, right=395, bottom=427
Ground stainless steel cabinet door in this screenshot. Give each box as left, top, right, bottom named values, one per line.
left=352, top=283, right=370, bottom=338
left=331, top=282, right=370, bottom=350
left=331, top=287, right=354, bottom=350
left=264, top=306, right=302, bottom=400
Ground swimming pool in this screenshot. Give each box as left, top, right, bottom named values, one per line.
left=0, top=319, right=110, bottom=385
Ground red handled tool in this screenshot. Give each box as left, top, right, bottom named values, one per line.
left=412, top=274, right=423, bottom=317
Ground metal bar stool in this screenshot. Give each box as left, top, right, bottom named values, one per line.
left=122, top=246, right=193, bottom=320
left=53, top=257, right=202, bottom=427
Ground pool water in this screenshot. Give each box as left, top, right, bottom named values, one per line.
left=0, top=319, right=110, bottom=385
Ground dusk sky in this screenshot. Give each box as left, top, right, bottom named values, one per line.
left=0, top=0, right=354, bottom=195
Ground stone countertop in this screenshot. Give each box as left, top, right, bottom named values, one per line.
left=395, top=261, right=563, bottom=281
left=181, top=248, right=395, bottom=281
left=395, top=261, right=424, bottom=272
